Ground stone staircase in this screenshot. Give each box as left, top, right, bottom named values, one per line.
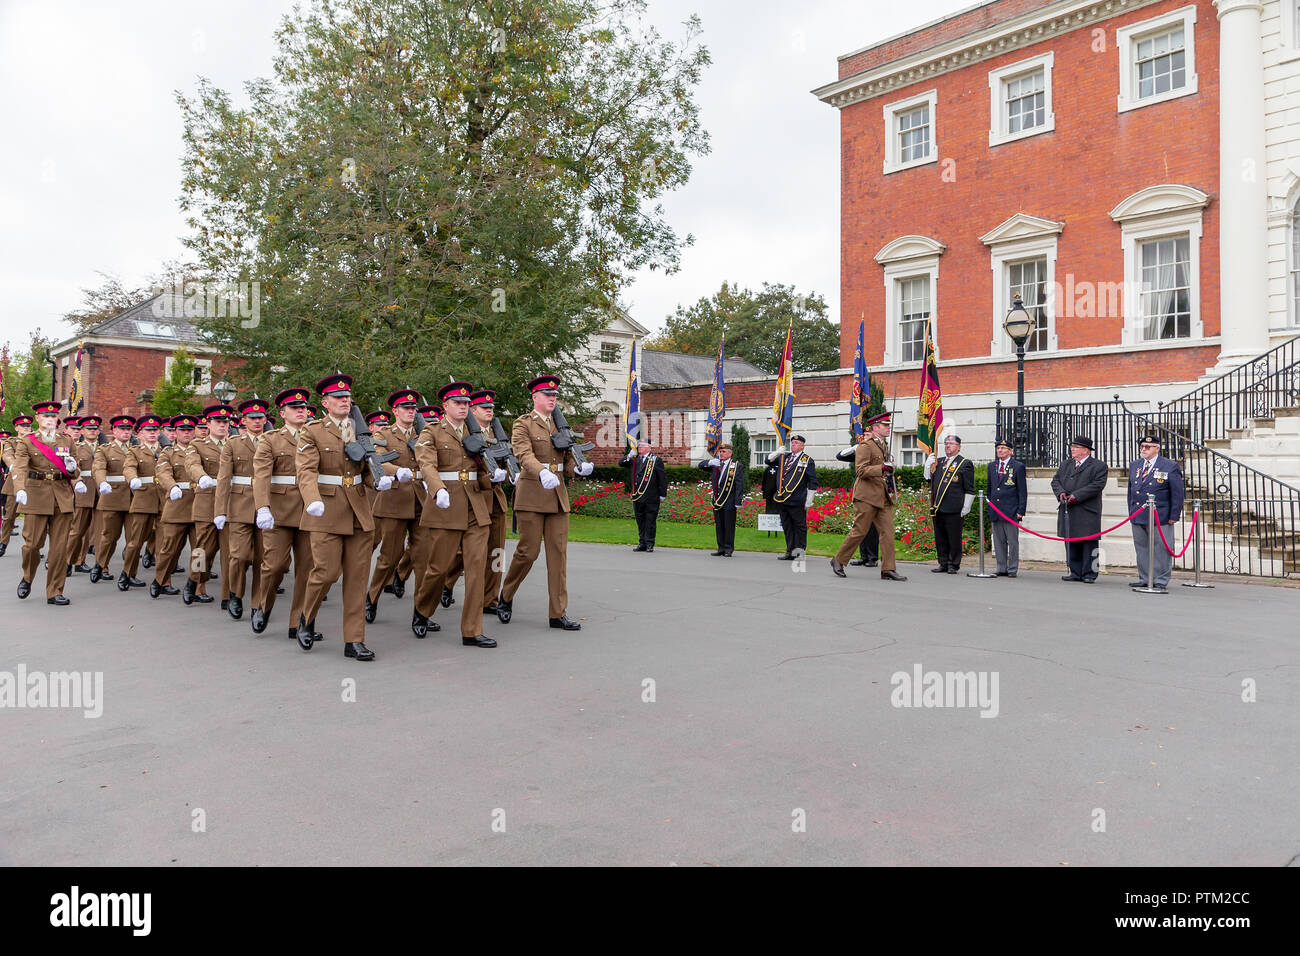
left=1205, top=405, right=1300, bottom=489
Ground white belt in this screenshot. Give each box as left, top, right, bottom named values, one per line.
left=231, top=476, right=252, bottom=485
left=414, top=471, right=422, bottom=480
left=105, top=475, right=126, bottom=483
left=79, top=469, right=92, bottom=477
left=175, top=482, right=191, bottom=490
left=270, top=475, right=297, bottom=485
left=317, top=474, right=360, bottom=487
left=138, top=476, right=154, bottom=485
left=438, top=470, right=477, bottom=481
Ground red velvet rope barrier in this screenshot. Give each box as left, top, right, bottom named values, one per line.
left=1155, top=511, right=1198, bottom=558
left=986, top=499, right=1145, bottom=542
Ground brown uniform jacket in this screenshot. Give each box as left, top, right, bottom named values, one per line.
left=216, top=433, right=262, bottom=524
left=511, top=411, right=576, bottom=514
left=851, top=436, right=894, bottom=510
left=187, top=437, right=225, bottom=522
left=92, top=442, right=133, bottom=512
left=11, top=432, right=75, bottom=515
left=413, top=418, right=493, bottom=530
left=123, top=444, right=164, bottom=514
left=156, top=444, right=196, bottom=523
left=371, top=423, right=419, bottom=520
left=253, top=426, right=304, bottom=527
left=71, top=441, right=96, bottom=507
left=296, top=417, right=376, bottom=535
left=1, top=436, right=17, bottom=495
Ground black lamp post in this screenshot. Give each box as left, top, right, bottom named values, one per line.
left=1003, top=293, right=1033, bottom=450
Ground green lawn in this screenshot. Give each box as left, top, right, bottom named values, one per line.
left=511, top=514, right=935, bottom=562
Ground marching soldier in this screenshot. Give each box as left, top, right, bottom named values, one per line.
left=0, top=425, right=14, bottom=558
left=215, top=398, right=271, bottom=619
left=64, top=416, right=98, bottom=575
left=79, top=415, right=106, bottom=565
left=498, top=374, right=591, bottom=629
left=151, top=415, right=198, bottom=598
left=251, top=388, right=314, bottom=637
left=830, top=412, right=907, bottom=581
left=619, top=438, right=667, bottom=552
left=411, top=382, right=501, bottom=646
left=119, top=414, right=165, bottom=590
left=11, top=401, right=79, bottom=604
left=1, top=415, right=35, bottom=557
left=923, top=433, right=975, bottom=573
left=442, top=389, right=511, bottom=611
left=836, top=441, right=879, bottom=567
left=697, top=442, right=746, bottom=556
left=90, top=415, right=136, bottom=584
left=295, top=373, right=390, bottom=659
left=186, top=404, right=234, bottom=605
left=766, top=434, right=818, bottom=560
left=365, top=388, right=421, bottom=623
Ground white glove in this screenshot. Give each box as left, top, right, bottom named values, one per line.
left=63, top=455, right=77, bottom=471
left=539, top=469, right=561, bottom=490
left=766, top=452, right=781, bottom=464
left=256, top=507, right=274, bottom=530
left=435, top=489, right=450, bottom=509
left=169, top=485, right=183, bottom=501
left=74, top=481, right=87, bottom=494
left=213, top=514, right=226, bottom=530
left=376, top=475, right=393, bottom=491
left=491, top=468, right=506, bottom=483
left=395, top=467, right=413, bottom=483
left=961, top=493, right=974, bottom=517
left=840, top=446, right=856, bottom=458
left=660, top=495, right=667, bottom=502
left=129, top=477, right=142, bottom=490
left=708, top=457, right=721, bottom=467
left=98, top=482, right=112, bottom=495
left=576, top=461, right=593, bottom=477
left=923, top=454, right=936, bottom=480
left=198, top=475, right=217, bottom=490
left=15, top=490, right=27, bottom=506
left=509, top=472, right=518, bottom=486
left=305, top=500, right=325, bottom=517
left=805, top=490, right=815, bottom=507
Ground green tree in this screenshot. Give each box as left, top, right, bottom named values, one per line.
left=2, top=331, right=56, bottom=423
left=730, top=421, right=750, bottom=471
left=151, top=348, right=205, bottom=418
left=176, top=0, right=709, bottom=416
left=645, top=281, right=840, bottom=373
left=62, top=261, right=204, bottom=333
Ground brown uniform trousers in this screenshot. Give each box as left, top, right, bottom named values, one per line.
left=217, top=433, right=264, bottom=601
left=12, top=433, right=75, bottom=597
left=367, top=423, right=423, bottom=605
left=187, top=437, right=228, bottom=598
left=443, top=483, right=508, bottom=609
left=66, top=440, right=98, bottom=566
left=154, top=445, right=196, bottom=588
left=92, top=442, right=133, bottom=570
left=412, top=419, right=495, bottom=636
left=500, top=411, right=576, bottom=619
left=252, top=426, right=312, bottom=625
left=1, top=437, right=20, bottom=545
left=297, top=417, right=378, bottom=644
left=122, top=443, right=163, bottom=578
left=833, top=437, right=898, bottom=571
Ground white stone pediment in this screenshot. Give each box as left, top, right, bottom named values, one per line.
left=1109, top=184, right=1211, bottom=224
left=874, top=235, right=946, bottom=264
left=979, top=213, right=1065, bottom=247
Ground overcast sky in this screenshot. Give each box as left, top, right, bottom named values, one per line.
left=0, top=0, right=974, bottom=351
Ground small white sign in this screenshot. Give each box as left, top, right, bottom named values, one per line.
left=757, top=514, right=783, bottom=532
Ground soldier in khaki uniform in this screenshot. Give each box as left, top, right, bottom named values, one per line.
left=251, top=388, right=314, bottom=638
left=296, top=373, right=390, bottom=659
left=90, top=415, right=136, bottom=583
left=186, top=404, right=234, bottom=605
left=0, top=427, right=13, bottom=558
left=216, top=398, right=270, bottom=620
left=830, top=411, right=907, bottom=581
left=65, top=416, right=99, bottom=573
left=151, top=415, right=198, bottom=598
left=498, top=375, right=592, bottom=629
left=119, top=414, right=165, bottom=590
left=1, top=415, right=35, bottom=557
left=11, top=402, right=79, bottom=603
left=365, top=388, right=422, bottom=623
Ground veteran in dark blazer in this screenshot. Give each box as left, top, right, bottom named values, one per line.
left=1126, top=433, right=1185, bottom=590
left=698, top=442, right=746, bottom=556
left=621, top=439, right=668, bottom=552
left=986, top=436, right=1028, bottom=576
left=1050, top=435, right=1110, bottom=582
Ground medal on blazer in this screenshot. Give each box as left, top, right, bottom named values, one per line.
left=713, top=460, right=736, bottom=508
left=772, top=452, right=810, bottom=504
left=930, top=455, right=964, bottom=516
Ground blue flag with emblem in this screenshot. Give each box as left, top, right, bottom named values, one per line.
left=624, top=342, right=640, bottom=448
left=704, top=337, right=725, bottom=456
left=849, top=318, right=868, bottom=438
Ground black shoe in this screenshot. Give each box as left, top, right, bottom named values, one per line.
left=125, top=576, right=144, bottom=588
left=151, top=581, right=178, bottom=598
left=1007, top=572, right=1017, bottom=578
left=829, top=559, right=846, bottom=578
left=848, top=558, right=866, bottom=566
left=182, top=579, right=196, bottom=605
left=383, top=583, right=397, bottom=595
left=142, top=552, right=154, bottom=569
left=496, top=595, right=512, bottom=624
left=117, top=572, right=131, bottom=592
left=73, top=563, right=93, bottom=573
left=463, top=634, right=498, bottom=648
left=996, top=571, right=1009, bottom=577
left=931, top=566, right=948, bottom=573
left=194, top=592, right=214, bottom=604
left=47, top=595, right=70, bottom=606
left=344, top=641, right=375, bottom=661
left=946, top=568, right=958, bottom=574
left=392, top=575, right=406, bottom=599
left=67, top=564, right=74, bottom=576
left=227, top=595, right=243, bottom=620
left=1061, top=575, right=1082, bottom=582
left=549, top=616, right=581, bottom=630
left=440, top=587, right=455, bottom=608
left=1129, top=581, right=1145, bottom=588
left=881, top=570, right=908, bottom=581
left=0, top=542, right=6, bottom=557
left=89, top=565, right=103, bottom=583
left=250, top=608, right=267, bottom=634
left=724, top=551, right=734, bottom=556
left=645, top=546, right=654, bottom=552
left=275, top=586, right=284, bottom=594
left=710, top=550, right=725, bottom=556
left=220, top=599, right=228, bottom=610
left=1082, top=575, right=1098, bottom=583
left=777, top=553, right=796, bottom=561
left=17, top=579, right=31, bottom=599
left=632, top=544, right=647, bottom=552
left=411, top=612, right=440, bottom=638
left=173, top=565, right=185, bottom=574
left=295, top=616, right=317, bottom=651
left=365, top=598, right=377, bottom=624
left=864, top=560, right=879, bottom=567
left=209, top=568, right=218, bottom=580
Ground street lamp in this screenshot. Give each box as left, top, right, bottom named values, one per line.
left=1003, top=293, right=1033, bottom=450
left=213, top=380, right=236, bottom=404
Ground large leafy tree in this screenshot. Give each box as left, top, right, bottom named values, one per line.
left=177, top=0, right=709, bottom=415
left=62, top=261, right=203, bottom=333
left=646, top=281, right=840, bottom=373
left=1, top=331, right=56, bottom=423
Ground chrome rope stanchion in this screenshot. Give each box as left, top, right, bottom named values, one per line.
left=967, top=489, right=995, bottom=578
left=1135, top=493, right=1166, bottom=594
left=1182, top=499, right=1214, bottom=589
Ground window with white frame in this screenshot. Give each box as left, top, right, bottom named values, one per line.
left=898, top=276, right=931, bottom=363
left=989, top=53, right=1055, bottom=147
left=754, top=436, right=777, bottom=467
left=882, top=90, right=938, bottom=174
left=981, top=214, right=1062, bottom=356
left=1138, top=235, right=1193, bottom=340
left=1007, top=257, right=1050, bottom=351
left=165, top=355, right=213, bottom=394
left=876, top=236, right=944, bottom=365
left=1287, top=0, right=1300, bottom=54
left=599, top=341, right=619, bottom=364
left=1290, top=198, right=1300, bottom=326
left=1116, top=5, right=1198, bottom=113
left=899, top=433, right=923, bottom=467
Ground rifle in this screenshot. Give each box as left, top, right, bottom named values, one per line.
left=489, top=417, right=520, bottom=481
left=550, top=407, right=594, bottom=469
left=885, top=384, right=899, bottom=502
left=346, top=402, right=399, bottom=483
left=409, top=397, right=428, bottom=452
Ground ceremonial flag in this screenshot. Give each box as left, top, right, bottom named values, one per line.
left=68, top=341, right=85, bottom=415
left=772, top=319, right=795, bottom=445
left=849, top=318, right=869, bottom=438
left=624, top=342, right=640, bottom=448
left=704, top=338, right=726, bottom=456
left=0, top=345, right=7, bottom=414
left=916, top=319, right=944, bottom=454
